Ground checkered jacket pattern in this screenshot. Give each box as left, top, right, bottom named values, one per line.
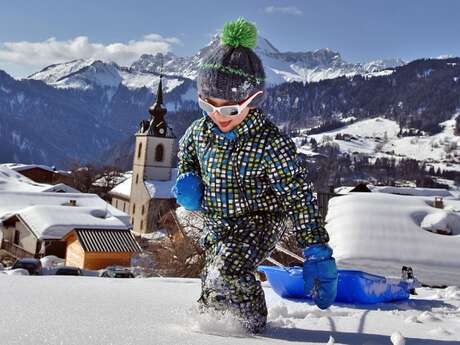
left=177, top=108, right=329, bottom=248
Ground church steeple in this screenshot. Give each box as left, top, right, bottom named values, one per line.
left=147, top=75, right=168, bottom=137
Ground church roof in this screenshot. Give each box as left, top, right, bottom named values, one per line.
left=109, top=168, right=178, bottom=200
left=144, top=168, right=178, bottom=199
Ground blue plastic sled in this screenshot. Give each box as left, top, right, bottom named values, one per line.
left=257, top=265, right=414, bottom=304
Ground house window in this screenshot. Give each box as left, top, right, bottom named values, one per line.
left=13, top=230, right=20, bottom=245
left=155, top=144, right=164, bottom=162
left=131, top=217, right=134, bottom=226
left=137, top=142, right=142, bottom=159
left=136, top=174, right=139, bottom=184
left=141, top=205, right=145, bottom=215
left=123, top=202, right=126, bottom=212
left=140, top=220, right=144, bottom=230
left=115, top=199, right=118, bottom=208
left=132, top=204, right=136, bottom=215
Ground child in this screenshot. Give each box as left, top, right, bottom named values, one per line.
left=173, top=18, right=338, bottom=333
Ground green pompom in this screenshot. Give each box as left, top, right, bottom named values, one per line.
left=220, top=18, right=257, bottom=49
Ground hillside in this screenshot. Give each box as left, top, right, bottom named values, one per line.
left=298, top=114, right=460, bottom=172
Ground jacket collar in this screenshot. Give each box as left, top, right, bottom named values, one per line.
left=203, top=108, right=266, bottom=142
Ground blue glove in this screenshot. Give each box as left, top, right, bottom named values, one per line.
left=171, top=172, right=204, bottom=211
left=303, top=244, right=338, bottom=309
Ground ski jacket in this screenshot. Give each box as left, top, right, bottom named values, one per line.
left=177, top=108, right=329, bottom=248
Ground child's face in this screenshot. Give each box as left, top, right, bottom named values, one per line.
left=205, top=96, right=252, bottom=132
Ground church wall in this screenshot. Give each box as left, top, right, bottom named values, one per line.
left=130, top=182, right=151, bottom=234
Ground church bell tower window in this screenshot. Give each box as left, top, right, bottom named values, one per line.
left=155, top=144, right=164, bottom=162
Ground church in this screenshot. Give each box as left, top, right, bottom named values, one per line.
left=109, top=76, right=178, bottom=234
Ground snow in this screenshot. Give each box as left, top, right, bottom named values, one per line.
left=111, top=169, right=178, bottom=199
left=0, top=275, right=458, bottom=344
left=2, top=162, right=55, bottom=173
left=28, top=59, right=122, bottom=90
left=144, top=168, right=178, bottom=199
left=0, top=190, right=130, bottom=233
left=8, top=204, right=129, bottom=239
left=119, top=69, right=183, bottom=92
left=370, top=185, right=454, bottom=197
left=300, top=114, right=460, bottom=172
left=0, top=166, right=56, bottom=193
left=421, top=211, right=460, bottom=235
left=326, top=192, right=460, bottom=286
left=0, top=165, right=77, bottom=193
left=109, top=175, right=132, bottom=198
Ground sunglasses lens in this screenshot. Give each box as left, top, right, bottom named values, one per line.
left=198, top=99, right=214, bottom=113
left=220, top=107, right=239, bottom=116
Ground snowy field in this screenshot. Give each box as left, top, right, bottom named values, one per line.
left=0, top=276, right=459, bottom=345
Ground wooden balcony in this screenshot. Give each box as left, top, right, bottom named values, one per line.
left=0, top=240, right=35, bottom=259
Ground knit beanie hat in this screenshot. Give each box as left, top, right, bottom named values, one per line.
left=197, top=18, right=266, bottom=107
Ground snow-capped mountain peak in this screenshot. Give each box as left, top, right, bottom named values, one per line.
left=27, top=34, right=405, bottom=91
left=28, top=59, right=122, bottom=90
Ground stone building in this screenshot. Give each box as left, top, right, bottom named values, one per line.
left=109, top=76, right=178, bottom=234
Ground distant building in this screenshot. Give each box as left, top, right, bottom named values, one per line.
left=1, top=163, right=73, bottom=186
left=109, top=76, right=178, bottom=234
left=0, top=192, right=140, bottom=269
left=0, top=165, right=140, bottom=269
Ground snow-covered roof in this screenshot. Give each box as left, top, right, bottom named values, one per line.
left=326, top=192, right=460, bottom=286
left=8, top=205, right=129, bottom=240
left=0, top=166, right=55, bottom=192
left=92, top=171, right=131, bottom=188
left=0, top=191, right=131, bottom=239
left=145, top=168, right=178, bottom=199
left=109, top=177, right=133, bottom=199
left=370, top=185, right=454, bottom=197
left=333, top=186, right=356, bottom=194
left=1, top=163, right=56, bottom=173
left=334, top=184, right=454, bottom=197
left=109, top=169, right=178, bottom=199
left=0, top=166, right=78, bottom=193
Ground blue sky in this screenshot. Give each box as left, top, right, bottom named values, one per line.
left=1, top=0, right=460, bottom=78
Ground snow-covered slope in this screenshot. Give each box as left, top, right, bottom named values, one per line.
left=299, top=114, right=460, bottom=171
left=0, top=275, right=458, bottom=344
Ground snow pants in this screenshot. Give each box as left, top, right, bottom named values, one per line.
left=198, top=211, right=287, bottom=333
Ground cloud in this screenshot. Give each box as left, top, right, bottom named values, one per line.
left=265, top=6, right=303, bottom=16
left=0, top=34, right=182, bottom=67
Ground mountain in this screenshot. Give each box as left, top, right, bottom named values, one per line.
left=1, top=35, right=458, bottom=170
left=29, top=36, right=404, bottom=92
left=265, top=58, right=460, bottom=134
left=130, top=35, right=405, bottom=85
left=0, top=67, right=198, bottom=168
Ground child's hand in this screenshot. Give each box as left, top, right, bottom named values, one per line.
left=303, top=244, right=338, bottom=309
left=172, top=172, right=204, bottom=211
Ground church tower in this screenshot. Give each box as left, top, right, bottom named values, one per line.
left=129, top=75, right=178, bottom=234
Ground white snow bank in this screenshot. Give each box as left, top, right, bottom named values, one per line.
left=326, top=192, right=460, bottom=286
left=0, top=276, right=458, bottom=344
left=40, top=255, right=65, bottom=268
left=421, top=211, right=460, bottom=235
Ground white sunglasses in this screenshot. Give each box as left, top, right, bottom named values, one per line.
left=198, top=91, right=263, bottom=117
